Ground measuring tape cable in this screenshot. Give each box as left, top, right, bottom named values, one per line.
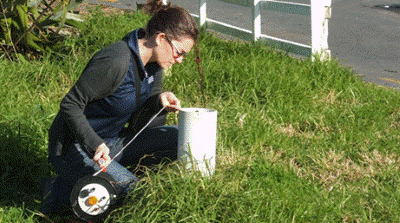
left=93, top=106, right=166, bottom=176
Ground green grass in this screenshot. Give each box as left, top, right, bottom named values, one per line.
left=2, top=6, right=400, bottom=222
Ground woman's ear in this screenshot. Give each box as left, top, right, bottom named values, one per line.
left=154, top=32, right=166, bottom=46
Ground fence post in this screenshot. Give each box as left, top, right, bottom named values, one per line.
left=252, top=0, right=261, bottom=41
left=199, top=0, right=207, bottom=26
left=311, top=0, right=332, bottom=59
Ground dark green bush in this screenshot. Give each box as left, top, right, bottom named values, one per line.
left=0, top=0, right=85, bottom=60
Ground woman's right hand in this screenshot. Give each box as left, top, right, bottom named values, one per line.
left=93, top=143, right=111, bottom=169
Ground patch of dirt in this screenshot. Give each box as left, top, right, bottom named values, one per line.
left=72, top=2, right=131, bottom=18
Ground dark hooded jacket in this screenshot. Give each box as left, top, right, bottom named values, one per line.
left=48, top=28, right=166, bottom=157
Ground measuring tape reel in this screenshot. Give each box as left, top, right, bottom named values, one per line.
left=69, top=107, right=166, bottom=221
left=70, top=172, right=119, bottom=222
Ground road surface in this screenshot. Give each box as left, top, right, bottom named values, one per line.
left=86, top=0, right=400, bottom=89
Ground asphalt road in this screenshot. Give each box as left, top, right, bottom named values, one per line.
left=88, top=0, right=400, bottom=89
left=330, top=0, right=400, bottom=88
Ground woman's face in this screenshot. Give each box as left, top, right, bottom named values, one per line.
left=154, top=34, right=195, bottom=69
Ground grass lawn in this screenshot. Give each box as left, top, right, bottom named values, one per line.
left=1, top=6, right=400, bottom=222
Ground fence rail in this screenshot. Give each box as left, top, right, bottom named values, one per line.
left=176, top=0, right=331, bottom=58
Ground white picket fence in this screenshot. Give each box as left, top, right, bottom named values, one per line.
left=164, top=0, right=332, bottom=58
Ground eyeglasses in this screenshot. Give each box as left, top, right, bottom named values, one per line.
left=166, top=36, right=187, bottom=59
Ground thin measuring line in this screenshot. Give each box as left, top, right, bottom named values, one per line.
left=93, top=106, right=166, bottom=176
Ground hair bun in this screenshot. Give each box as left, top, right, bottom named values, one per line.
left=142, top=0, right=171, bottom=15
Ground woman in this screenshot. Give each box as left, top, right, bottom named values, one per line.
left=41, top=0, right=198, bottom=215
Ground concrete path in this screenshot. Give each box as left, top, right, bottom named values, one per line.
left=86, top=0, right=400, bottom=89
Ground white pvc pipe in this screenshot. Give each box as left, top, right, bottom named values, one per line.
left=178, top=108, right=218, bottom=176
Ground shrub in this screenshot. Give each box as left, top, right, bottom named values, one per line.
left=0, top=0, right=85, bottom=60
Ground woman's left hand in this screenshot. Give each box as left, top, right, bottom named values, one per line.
left=160, top=92, right=181, bottom=112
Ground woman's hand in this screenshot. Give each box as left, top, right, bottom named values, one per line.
left=93, top=143, right=111, bottom=169
left=160, top=92, right=181, bottom=112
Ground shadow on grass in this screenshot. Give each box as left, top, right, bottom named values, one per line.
left=0, top=121, right=52, bottom=214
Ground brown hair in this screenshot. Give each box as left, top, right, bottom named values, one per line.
left=142, top=0, right=199, bottom=41
left=143, top=1, right=205, bottom=106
